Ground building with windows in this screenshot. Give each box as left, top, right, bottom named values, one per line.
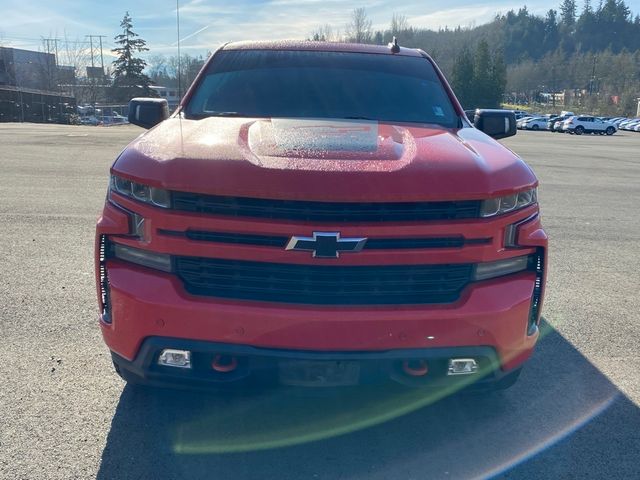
left=0, top=47, right=75, bottom=123
left=149, top=85, right=180, bottom=111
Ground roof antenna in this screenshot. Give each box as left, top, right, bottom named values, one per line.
left=176, top=0, right=184, bottom=154
left=389, top=36, right=400, bottom=54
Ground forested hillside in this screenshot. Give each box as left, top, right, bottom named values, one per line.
left=147, top=1, right=640, bottom=115
left=309, top=0, right=640, bottom=114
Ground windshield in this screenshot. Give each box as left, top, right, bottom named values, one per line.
left=184, top=49, right=459, bottom=127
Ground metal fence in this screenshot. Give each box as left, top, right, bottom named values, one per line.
left=0, top=86, right=76, bottom=123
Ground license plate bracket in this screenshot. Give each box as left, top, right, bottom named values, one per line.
left=278, top=360, right=360, bottom=386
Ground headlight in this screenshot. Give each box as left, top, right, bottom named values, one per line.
left=112, top=244, right=173, bottom=272
left=480, top=188, right=537, bottom=217
left=110, top=175, right=171, bottom=208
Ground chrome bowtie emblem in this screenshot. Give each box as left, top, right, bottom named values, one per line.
left=285, top=232, right=367, bottom=258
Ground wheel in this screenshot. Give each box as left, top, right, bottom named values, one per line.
left=532, top=124, right=539, bottom=131
left=575, top=126, right=584, bottom=135
left=606, top=127, right=615, bottom=135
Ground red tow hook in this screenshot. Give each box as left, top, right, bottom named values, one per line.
left=402, top=360, right=428, bottom=377
left=211, top=354, right=238, bottom=373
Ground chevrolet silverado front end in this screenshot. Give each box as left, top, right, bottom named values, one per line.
left=96, top=41, right=547, bottom=390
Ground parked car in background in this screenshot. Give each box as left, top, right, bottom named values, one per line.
left=549, top=114, right=575, bottom=132
left=516, top=116, right=534, bottom=129
left=562, top=116, right=616, bottom=135
left=523, top=117, right=548, bottom=130
left=620, top=118, right=640, bottom=130
left=80, top=116, right=101, bottom=126
left=102, top=113, right=129, bottom=125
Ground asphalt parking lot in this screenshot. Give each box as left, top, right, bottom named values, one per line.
left=0, top=123, right=639, bottom=479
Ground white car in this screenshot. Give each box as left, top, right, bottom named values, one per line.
left=80, top=116, right=101, bottom=126
left=618, top=118, right=638, bottom=129
left=562, top=116, right=616, bottom=135
left=516, top=116, right=534, bottom=129
left=102, top=113, right=128, bottom=125
left=523, top=117, right=548, bottom=131
left=621, top=119, right=640, bottom=130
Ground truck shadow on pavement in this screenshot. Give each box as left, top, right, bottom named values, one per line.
left=97, top=320, right=639, bottom=479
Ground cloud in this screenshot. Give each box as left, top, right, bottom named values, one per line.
left=408, top=4, right=523, bottom=30
left=4, top=0, right=640, bottom=56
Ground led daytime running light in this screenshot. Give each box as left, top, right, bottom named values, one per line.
left=110, top=175, right=171, bottom=208
left=481, top=189, right=537, bottom=217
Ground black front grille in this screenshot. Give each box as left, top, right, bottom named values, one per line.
left=171, top=192, right=481, bottom=222
left=175, top=257, right=473, bottom=305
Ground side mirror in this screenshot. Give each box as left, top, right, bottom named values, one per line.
left=128, top=98, right=169, bottom=129
left=473, top=109, right=517, bottom=139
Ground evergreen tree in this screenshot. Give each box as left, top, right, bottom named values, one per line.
left=451, top=48, right=476, bottom=108
left=560, top=0, right=578, bottom=26
left=490, top=50, right=507, bottom=107
left=111, top=12, right=152, bottom=103
left=474, top=40, right=494, bottom=107
left=451, top=43, right=506, bottom=109
left=544, top=9, right=560, bottom=50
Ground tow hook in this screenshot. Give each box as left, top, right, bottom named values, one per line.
left=212, top=354, right=238, bottom=373
left=402, top=359, right=429, bottom=377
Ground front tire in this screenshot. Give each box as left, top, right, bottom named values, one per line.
left=606, top=127, right=615, bottom=135
left=532, top=124, right=539, bottom=131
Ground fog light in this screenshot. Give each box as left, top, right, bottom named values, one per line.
left=447, top=358, right=478, bottom=375
left=158, top=349, right=191, bottom=368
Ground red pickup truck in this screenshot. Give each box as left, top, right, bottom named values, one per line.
left=96, top=41, right=547, bottom=391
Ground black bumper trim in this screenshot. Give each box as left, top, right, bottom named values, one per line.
left=112, top=337, right=513, bottom=390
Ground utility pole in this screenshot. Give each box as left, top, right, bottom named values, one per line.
left=86, top=35, right=94, bottom=67
left=98, top=36, right=105, bottom=72
left=551, top=66, right=556, bottom=110
left=43, top=37, right=60, bottom=121
left=589, top=55, right=597, bottom=96
left=42, top=38, right=59, bottom=88
left=86, top=35, right=107, bottom=73
left=85, top=35, right=107, bottom=114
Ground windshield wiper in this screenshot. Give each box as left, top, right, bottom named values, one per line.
left=338, top=116, right=379, bottom=121
left=190, top=111, right=248, bottom=119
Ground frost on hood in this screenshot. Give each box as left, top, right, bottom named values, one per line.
left=132, top=117, right=418, bottom=172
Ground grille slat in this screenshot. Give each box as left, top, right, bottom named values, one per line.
left=175, top=257, right=472, bottom=305
left=172, top=192, right=481, bottom=222
left=170, top=229, right=490, bottom=250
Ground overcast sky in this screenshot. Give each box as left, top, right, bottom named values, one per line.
left=2, top=0, right=640, bottom=60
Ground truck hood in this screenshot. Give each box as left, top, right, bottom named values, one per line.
left=113, top=117, right=536, bottom=201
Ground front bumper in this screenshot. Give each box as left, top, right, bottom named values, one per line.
left=96, top=197, right=547, bottom=388
left=112, top=337, right=510, bottom=389
left=101, top=258, right=540, bottom=374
